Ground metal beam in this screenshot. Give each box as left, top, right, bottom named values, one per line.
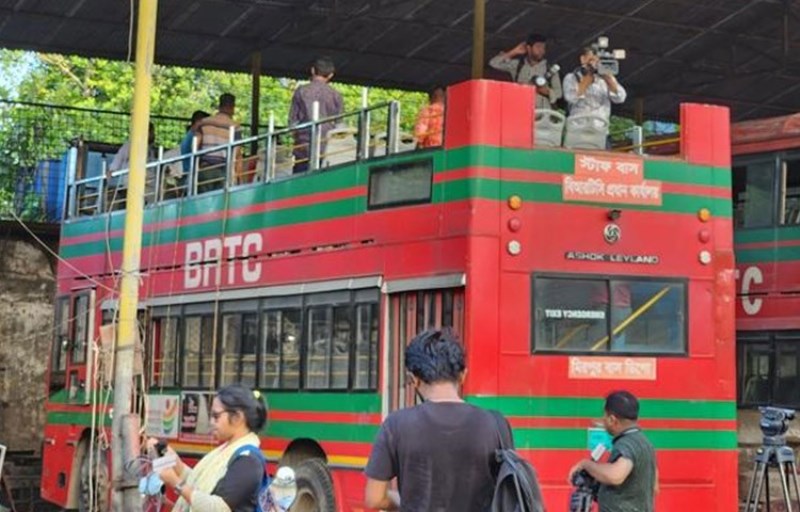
left=472, top=0, right=486, bottom=78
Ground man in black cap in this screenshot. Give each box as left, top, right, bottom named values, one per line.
left=489, top=33, right=562, bottom=110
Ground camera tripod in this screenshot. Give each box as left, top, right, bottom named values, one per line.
left=743, top=438, right=800, bottom=512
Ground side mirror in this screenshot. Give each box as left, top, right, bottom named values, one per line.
left=267, top=466, right=297, bottom=511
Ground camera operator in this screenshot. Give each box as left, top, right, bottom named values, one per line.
left=563, top=46, right=627, bottom=124
left=568, top=391, right=657, bottom=512
left=489, top=33, right=562, bottom=110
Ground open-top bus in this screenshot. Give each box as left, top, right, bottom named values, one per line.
left=41, top=79, right=736, bottom=511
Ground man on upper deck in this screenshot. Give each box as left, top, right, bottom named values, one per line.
left=563, top=47, right=627, bottom=124
left=194, top=93, right=242, bottom=192
left=288, top=56, right=344, bottom=174
left=489, top=33, right=563, bottom=111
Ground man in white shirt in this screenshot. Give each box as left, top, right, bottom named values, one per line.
left=563, top=47, right=627, bottom=123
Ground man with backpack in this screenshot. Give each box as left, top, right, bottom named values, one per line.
left=364, top=329, right=543, bottom=512
left=489, top=33, right=563, bottom=110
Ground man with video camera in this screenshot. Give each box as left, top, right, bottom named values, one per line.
left=568, top=391, right=657, bottom=512
left=489, top=33, right=562, bottom=110
left=563, top=46, right=627, bottom=124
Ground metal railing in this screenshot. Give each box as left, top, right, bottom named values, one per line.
left=66, top=100, right=415, bottom=218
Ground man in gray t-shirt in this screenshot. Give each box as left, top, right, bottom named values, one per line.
left=568, top=391, right=657, bottom=512
left=488, top=33, right=562, bottom=110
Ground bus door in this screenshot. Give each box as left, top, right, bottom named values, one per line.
left=54, top=289, right=96, bottom=404
left=385, top=285, right=465, bottom=413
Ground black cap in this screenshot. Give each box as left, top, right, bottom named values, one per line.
left=526, top=33, right=547, bottom=45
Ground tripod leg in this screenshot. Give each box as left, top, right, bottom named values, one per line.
left=745, top=461, right=762, bottom=511
left=778, top=462, right=793, bottom=512
left=789, top=461, right=800, bottom=509
left=752, top=462, right=769, bottom=512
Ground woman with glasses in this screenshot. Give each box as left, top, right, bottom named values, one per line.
left=153, top=384, right=268, bottom=512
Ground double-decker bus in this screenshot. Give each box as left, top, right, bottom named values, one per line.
left=41, top=79, right=736, bottom=511
left=731, top=116, right=800, bottom=444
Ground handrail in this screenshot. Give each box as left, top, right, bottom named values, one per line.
left=67, top=101, right=407, bottom=218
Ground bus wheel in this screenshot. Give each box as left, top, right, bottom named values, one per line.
left=78, top=445, right=110, bottom=512
left=291, top=458, right=335, bottom=512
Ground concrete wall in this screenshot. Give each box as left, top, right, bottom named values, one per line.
left=0, top=236, right=55, bottom=453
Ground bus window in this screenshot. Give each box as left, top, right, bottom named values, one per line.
left=533, top=276, right=686, bottom=354
left=152, top=316, right=178, bottom=387
left=354, top=302, right=379, bottom=390
left=781, top=159, right=800, bottom=225
left=50, top=297, right=70, bottom=390
left=182, top=316, right=214, bottom=388
left=331, top=306, right=352, bottom=389
left=261, top=308, right=301, bottom=389
left=306, top=306, right=333, bottom=389
left=739, top=334, right=800, bottom=408
left=72, top=295, right=90, bottom=364
left=220, top=313, right=258, bottom=387
left=732, top=160, right=776, bottom=228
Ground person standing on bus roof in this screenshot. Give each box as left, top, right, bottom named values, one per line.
left=364, top=329, right=511, bottom=511
left=194, top=93, right=243, bottom=192
left=568, top=390, right=658, bottom=512
left=289, top=56, right=344, bottom=174
left=414, top=85, right=446, bottom=148
left=489, top=33, right=563, bottom=110
left=150, top=384, right=268, bottom=512
left=563, top=46, right=627, bottom=124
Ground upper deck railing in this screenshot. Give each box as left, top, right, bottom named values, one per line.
left=65, top=99, right=426, bottom=218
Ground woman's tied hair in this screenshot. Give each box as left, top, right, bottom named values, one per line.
left=404, top=328, right=466, bottom=384
left=216, top=384, right=268, bottom=432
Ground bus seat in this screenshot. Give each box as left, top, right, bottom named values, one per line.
left=564, top=113, right=609, bottom=150
left=534, top=109, right=566, bottom=148
left=323, top=125, right=358, bottom=167
left=372, top=132, right=416, bottom=157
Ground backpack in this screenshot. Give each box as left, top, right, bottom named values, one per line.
left=489, top=411, right=545, bottom=512
left=230, top=444, right=271, bottom=512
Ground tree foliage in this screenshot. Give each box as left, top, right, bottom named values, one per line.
left=0, top=50, right=427, bottom=220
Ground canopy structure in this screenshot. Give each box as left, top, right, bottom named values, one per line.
left=1, top=0, right=799, bottom=121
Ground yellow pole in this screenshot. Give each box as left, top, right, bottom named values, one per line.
left=112, top=0, right=157, bottom=509
left=591, top=286, right=672, bottom=351
left=471, top=0, right=485, bottom=78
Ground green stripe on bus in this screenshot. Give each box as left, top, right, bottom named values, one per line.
left=62, top=145, right=729, bottom=239
left=444, top=146, right=731, bottom=188
left=466, top=396, right=737, bottom=420
left=735, top=226, right=800, bottom=244
left=736, top=246, right=800, bottom=263
left=269, top=420, right=378, bottom=443
left=60, top=178, right=733, bottom=259
left=512, top=428, right=737, bottom=450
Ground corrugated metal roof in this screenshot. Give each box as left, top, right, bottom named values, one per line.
left=1, top=0, right=800, bottom=120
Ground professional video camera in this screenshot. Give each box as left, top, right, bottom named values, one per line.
left=759, top=406, right=796, bottom=443
left=568, top=444, right=606, bottom=512
left=591, top=36, right=626, bottom=76
left=569, top=468, right=600, bottom=512
left=533, top=63, right=561, bottom=87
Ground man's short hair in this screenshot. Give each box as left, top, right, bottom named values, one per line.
left=581, top=46, right=597, bottom=57
left=219, top=93, right=236, bottom=109
left=191, top=110, right=210, bottom=124
left=526, top=33, right=547, bottom=45
left=313, top=56, right=336, bottom=77
left=404, top=328, right=466, bottom=384
left=605, top=390, right=639, bottom=421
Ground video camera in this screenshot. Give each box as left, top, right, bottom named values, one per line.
left=759, top=406, right=796, bottom=443
left=590, top=36, right=626, bottom=76
left=534, top=64, right=561, bottom=87
left=568, top=444, right=606, bottom=512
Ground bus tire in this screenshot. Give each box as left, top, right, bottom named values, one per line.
left=291, top=458, right=335, bottom=512
left=77, top=445, right=109, bottom=512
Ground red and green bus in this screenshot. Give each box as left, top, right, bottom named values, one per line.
left=732, top=115, right=800, bottom=411
left=41, top=79, right=737, bottom=511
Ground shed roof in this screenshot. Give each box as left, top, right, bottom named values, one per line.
left=1, top=0, right=799, bottom=121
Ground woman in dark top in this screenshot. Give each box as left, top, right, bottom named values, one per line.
left=155, top=384, right=267, bottom=512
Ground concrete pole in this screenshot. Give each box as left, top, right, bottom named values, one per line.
left=111, top=0, right=158, bottom=509
left=471, top=0, right=486, bottom=79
